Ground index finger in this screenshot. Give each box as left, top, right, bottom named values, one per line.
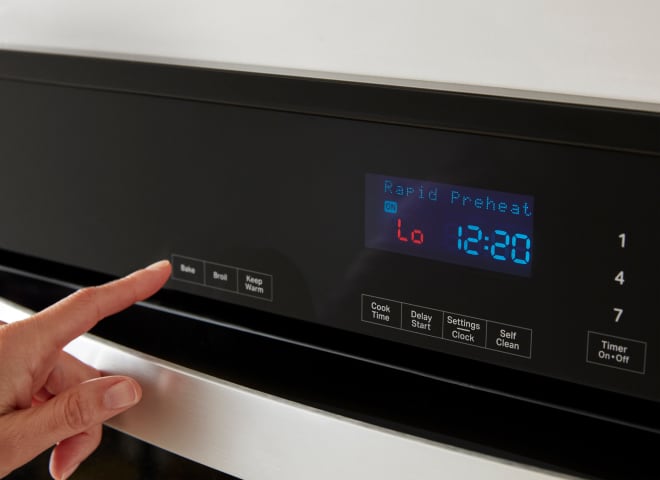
left=28, top=260, right=172, bottom=349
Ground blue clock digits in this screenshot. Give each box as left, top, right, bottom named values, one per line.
left=458, top=226, right=531, bottom=265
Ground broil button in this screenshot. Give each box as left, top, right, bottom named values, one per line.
left=205, top=262, right=238, bottom=292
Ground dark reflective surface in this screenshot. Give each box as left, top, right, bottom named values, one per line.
left=7, top=427, right=238, bottom=480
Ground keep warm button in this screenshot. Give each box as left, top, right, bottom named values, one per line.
left=587, top=332, right=646, bottom=374
left=238, top=269, right=273, bottom=301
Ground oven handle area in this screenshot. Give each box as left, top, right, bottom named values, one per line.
left=0, top=297, right=573, bottom=480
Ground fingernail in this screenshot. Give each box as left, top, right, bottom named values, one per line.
left=145, top=259, right=170, bottom=271
left=104, top=380, right=139, bottom=409
left=60, top=462, right=79, bottom=480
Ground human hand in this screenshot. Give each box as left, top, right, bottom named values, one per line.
left=0, top=260, right=172, bottom=479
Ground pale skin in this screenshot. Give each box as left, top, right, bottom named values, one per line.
left=0, top=259, right=172, bottom=479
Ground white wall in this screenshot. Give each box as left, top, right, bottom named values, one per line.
left=1, top=0, right=659, bottom=111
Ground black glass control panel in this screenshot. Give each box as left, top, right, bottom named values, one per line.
left=0, top=51, right=658, bottom=405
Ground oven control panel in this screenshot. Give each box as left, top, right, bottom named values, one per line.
left=0, top=64, right=657, bottom=403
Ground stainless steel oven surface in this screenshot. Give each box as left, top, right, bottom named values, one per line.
left=0, top=4, right=659, bottom=477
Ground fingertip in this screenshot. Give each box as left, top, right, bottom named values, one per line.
left=145, top=259, right=172, bottom=274
left=49, top=425, right=102, bottom=480
left=141, top=259, right=172, bottom=289
left=50, top=460, right=80, bottom=480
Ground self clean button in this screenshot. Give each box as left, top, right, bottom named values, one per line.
left=486, top=322, right=532, bottom=358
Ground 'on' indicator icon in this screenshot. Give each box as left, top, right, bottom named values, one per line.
left=384, top=200, right=398, bottom=214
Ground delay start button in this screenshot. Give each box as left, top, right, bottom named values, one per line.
left=402, top=303, right=442, bottom=338
left=587, top=331, right=647, bottom=374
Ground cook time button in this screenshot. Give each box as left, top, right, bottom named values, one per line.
left=587, top=331, right=647, bottom=374
left=486, top=322, right=532, bottom=358
left=361, top=294, right=402, bottom=328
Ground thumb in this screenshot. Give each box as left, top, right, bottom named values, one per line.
left=0, top=376, right=141, bottom=477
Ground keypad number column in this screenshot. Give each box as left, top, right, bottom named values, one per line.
left=612, top=233, right=626, bottom=323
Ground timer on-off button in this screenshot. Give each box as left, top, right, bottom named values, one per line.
left=587, top=331, right=646, bottom=374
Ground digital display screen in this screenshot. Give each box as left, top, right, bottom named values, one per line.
left=365, top=174, right=535, bottom=277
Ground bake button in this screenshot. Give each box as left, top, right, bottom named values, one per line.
left=171, top=255, right=204, bottom=285
left=587, top=331, right=647, bottom=374
left=443, top=313, right=486, bottom=347
left=205, top=262, right=238, bottom=292
left=486, top=322, right=532, bottom=358
left=402, top=303, right=442, bottom=338
left=237, top=269, right=273, bottom=301
left=361, top=295, right=402, bottom=328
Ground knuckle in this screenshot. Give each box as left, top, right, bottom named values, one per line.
left=72, top=286, right=99, bottom=306
left=61, top=391, right=93, bottom=431
left=71, top=286, right=102, bottom=319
